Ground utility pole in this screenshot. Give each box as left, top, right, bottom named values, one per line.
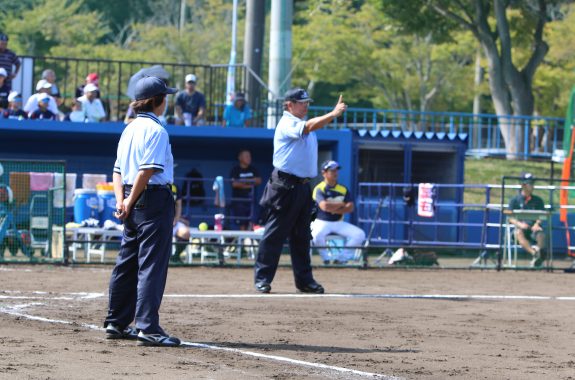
left=179, top=0, right=186, bottom=36
left=267, top=0, right=293, bottom=129
left=243, top=0, right=265, bottom=107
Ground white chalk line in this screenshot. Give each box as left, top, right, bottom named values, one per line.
left=0, top=304, right=398, bottom=380
left=3, top=291, right=575, bottom=302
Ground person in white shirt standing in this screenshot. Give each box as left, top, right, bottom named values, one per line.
left=77, top=83, right=106, bottom=122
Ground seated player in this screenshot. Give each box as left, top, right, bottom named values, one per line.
left=311, top=160, right=366, bottom=265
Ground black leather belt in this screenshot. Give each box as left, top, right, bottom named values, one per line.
left=124, top=184, right=170, bottom=191
left=276, top=170, right=310, bottom=184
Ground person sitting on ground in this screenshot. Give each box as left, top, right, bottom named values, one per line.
left=42, top=69, right=63, bottom=106
left=311, top=160, right=366, bottom=265
left=3, top=91, right=28, bottom=120
left=29, top=93, right=57, bottom=120
left=77, top=83, right=106, bottom=122
left=0, top=68, right=9, bottom=110
left=174, top=74, right=206, bottom=126
left=23, top=79, right=59, bottom=117
left=507, top=172, right=546, bottom=267
left=229, top=149, right=261, bottom=230
left=63, top=99, right=86, bottom=122
left=224, top=92, right=252, bottom=128
left=75, top=72, right=100, bottom=98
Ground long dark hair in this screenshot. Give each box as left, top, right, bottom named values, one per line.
left=131, top=94, right=165, bottom=113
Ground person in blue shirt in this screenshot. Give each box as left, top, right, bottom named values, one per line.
left=254, top=88, right=347, bottom=294
left=223, top=92, right=252, bottom=128
left=104, top=76, right=181, bottom=347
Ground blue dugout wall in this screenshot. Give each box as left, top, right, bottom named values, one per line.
left=0, top=120, right=354, bottom=200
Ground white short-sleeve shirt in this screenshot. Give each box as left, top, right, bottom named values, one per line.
left=113, top=112, right=174, bottom=185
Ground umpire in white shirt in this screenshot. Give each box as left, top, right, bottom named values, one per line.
left=254, top=88, right=347, bottom=294
left=104, top=76, right=181, bottom=347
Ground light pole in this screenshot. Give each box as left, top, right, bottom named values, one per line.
left=226, top=0, right=239, bottom=105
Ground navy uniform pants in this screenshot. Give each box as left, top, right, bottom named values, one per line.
left=104, top=187, right=174, bottom=334
left=254, top=169, right=315, bottom=287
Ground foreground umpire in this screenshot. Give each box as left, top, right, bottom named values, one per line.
left=254, top=88, right=347, bottom=293
left=103, top=76, right=181, bottom=347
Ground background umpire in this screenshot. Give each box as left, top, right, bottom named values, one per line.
left=254, top=88, right=347, bottom=293
left=103, top=76, right=181, bottom=347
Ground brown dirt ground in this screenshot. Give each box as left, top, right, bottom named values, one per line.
left=1, top=265, right=575, bottom=379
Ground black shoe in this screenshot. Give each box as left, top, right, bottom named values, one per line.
left=296, top=282, right=325, bottom=294
left=255, top=282, right=271, bottom=293
left=105, top=324, right=138, bottom=340
left=137, top=331, right=181, bottom=347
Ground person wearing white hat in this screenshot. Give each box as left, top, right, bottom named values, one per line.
left=3, top=91, right=28, bottom=120
left=77, top=82, right=106, bottom=122
left=174, top=73, right=206, bottom=126
left=23, top=79, right=59, bottom=117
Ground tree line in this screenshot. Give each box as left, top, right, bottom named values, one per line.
left=1, top=1, right=573, bottom=124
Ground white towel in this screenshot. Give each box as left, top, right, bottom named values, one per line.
left=53, top=173, right=77, bottom=208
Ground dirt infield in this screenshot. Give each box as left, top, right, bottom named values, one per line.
left=1, top=265, right=575, bottom=379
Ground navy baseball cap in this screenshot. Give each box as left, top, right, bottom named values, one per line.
left=284, top=88, right=313, bottom=103
left=520, top=172, right=534, bottom=184
left=322, top=160, right=340, bottom=171
left=0, top=33, right=8, bottom=42
left=134, top=76, right=177, bottom=101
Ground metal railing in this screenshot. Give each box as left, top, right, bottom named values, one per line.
left=13, top=56, right=275, bottom=125
left=307, top=107, right=565, bottom=160
left=13, top=56, right=566, bottom=160
left=356, top=181, right=574, bottom=259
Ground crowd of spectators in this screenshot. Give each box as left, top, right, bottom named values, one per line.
left=0, top=32, right=255, bottom=126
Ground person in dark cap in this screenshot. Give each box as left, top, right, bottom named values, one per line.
left=104, top=76, right=181, bottom=347
left=311, top=160, right=365, bottom=265
left=253, top=88, right=347, bottom=294
left=223, top=92, right=252, bottom=127
left=0, top=33, right=21, bottom=92
left=508, top=172, right=546, bottom=267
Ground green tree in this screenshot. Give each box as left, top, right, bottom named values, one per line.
left=379, top=0, right=572, bottom=158
left=292, top=1, right=475, bottom=121
left=4, top=0, right=110, bottom=57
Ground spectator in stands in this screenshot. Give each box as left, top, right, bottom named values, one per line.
left=75, top=72, right=101, bottom=98
left=3, top=91, right=27, bottom=120
left=77, top=83, right=106, bottom=122
left=508, top=172, right=546, bottom=267
left=224, top=92, right=252, bottom=128
left=311, top=160, right=365, bottom=265
left=0, top=67, right=9, bottom=110
left=0, top=33, right=21, bottom=91
left=23, top=79, right=59, bottom=118
left=42, top=69, right=63, bottom=106
left=63, top=98, right=86, bottom=122
left=229, top=149, right=261, bottom=230
left=175, top=74, right=206, bottom=126
left=29, top=93, right=57, bottom=120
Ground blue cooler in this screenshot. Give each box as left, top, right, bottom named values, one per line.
left=73, top=189, right=99, bottom=223
left=97, top=190, right=119, bottom=224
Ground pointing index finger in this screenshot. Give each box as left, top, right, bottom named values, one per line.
left=337, top=94, right=343, bottom=104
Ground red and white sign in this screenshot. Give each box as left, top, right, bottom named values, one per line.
left=417, top=183, right=435, bottom=218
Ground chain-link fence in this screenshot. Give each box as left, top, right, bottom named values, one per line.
left=0, top=159, right=66, bottom=262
